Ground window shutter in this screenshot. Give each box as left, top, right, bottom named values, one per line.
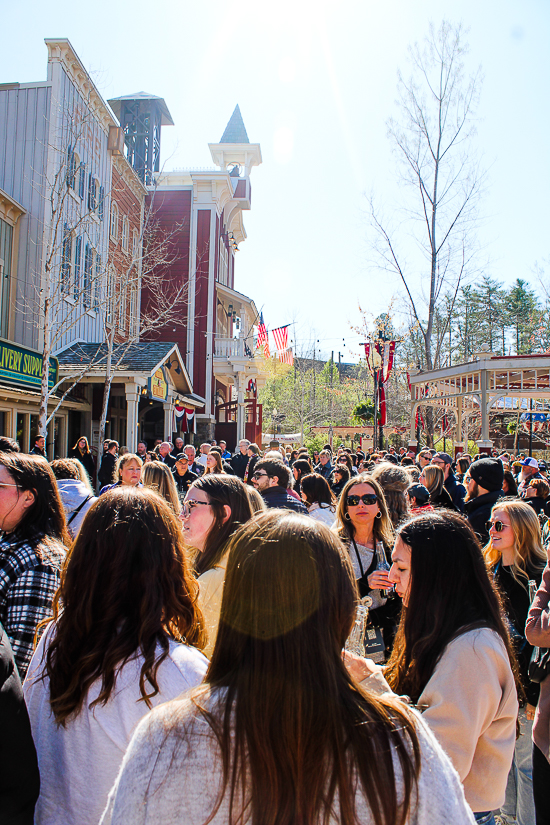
left=74, top=235, right=82, bottom=300
left=88, top=173, right=93, bottom=211
left=98, top=186, right=104, bottom=221
left=83, top=243, right=91, bottom=308
left=94, top=253, right=101, bottom=310
left=79, top=162, right=86, bottom=199
left=61, top=223, right=72, bottom=292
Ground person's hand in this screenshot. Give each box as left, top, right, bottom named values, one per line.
left=367, top=570, right=391, bottom=590
left=342, top=650, right=381, bottom=681
left=526, top=703, right=536, bottom=721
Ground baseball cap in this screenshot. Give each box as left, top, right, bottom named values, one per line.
left=432, top=452, right=453, bottom=465
left=407, top=484, right=430, bottom=505
left=520, top=457, right=539, bottom=469
left=175, top=453, right=189, bottom=462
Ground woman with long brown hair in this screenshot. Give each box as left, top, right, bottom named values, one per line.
left=419, top=463, right=456, bottom=510
left=68, top=435, right=96, bottom=483
left=0, top=452, right=69, bottom=679
left=23, top=487, right=207, bottom=825
left=102, top=510, right=474, bottom=825
left=348, top=511, right=519, bottom=823
left=183, top=475, right=263, bottom=657
left=204, top=451, right=225, bottom=475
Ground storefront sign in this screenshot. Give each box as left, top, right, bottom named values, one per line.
left=0, top=339, right=58, bottom=390
left=148, top=368, right=169, bottom=401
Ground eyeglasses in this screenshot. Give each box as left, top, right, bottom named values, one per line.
left=0, top=482, right=18, bottom=489
left=181, top=500, right=211, bottom=517
left=347, top=494, right=378, bottom=507
left=252, top=472, right=269, bottom=479
left=485, top=520, right=510, bottom=533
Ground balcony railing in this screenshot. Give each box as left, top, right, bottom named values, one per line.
left=214, top=337, right=255, bottom=359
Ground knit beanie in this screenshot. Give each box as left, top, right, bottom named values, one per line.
left=469, top=458, right=504, bottom=493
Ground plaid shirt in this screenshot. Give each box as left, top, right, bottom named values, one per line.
left=0, top=531, right=65, bottom=679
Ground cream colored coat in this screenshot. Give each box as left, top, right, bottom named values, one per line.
left=363, top=627, right=518, bottom=813
left=197, top=554, right=229, bottom=659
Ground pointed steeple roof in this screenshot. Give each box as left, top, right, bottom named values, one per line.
left=220, top=105, right=249, bottom=144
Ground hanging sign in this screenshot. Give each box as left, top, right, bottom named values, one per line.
left=148, top=367, right=169, bottom=401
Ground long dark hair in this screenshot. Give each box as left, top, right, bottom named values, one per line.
left=300, top=472, right=336, bottom=507
left=194, top=511, right=420, bottom=825
left=0, top=452, right=70, bottom=546
left=384, top=511, right=521, bottom=704
left=72, top=436, right=91, bottom=454
left=191, top=475, right=256, bottom=576
left=39, top=487, right=205, bottom=725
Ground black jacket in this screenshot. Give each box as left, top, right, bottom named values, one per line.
left=444, top=472, right=466, bottom=512
left=230, top=451, right=249, bottom=480
left=261, top=486, right=309, bottom=514
left=98, top=452, right=117, bottom=487
left=430, top=485, right=458, bottom=511
left=172, top=469, right=198, bottom=495
left=464, top=489, right=504, bottom=546
left=68, top=448, right=96, bottom=482
left=0, top=623, right=40, bottom=824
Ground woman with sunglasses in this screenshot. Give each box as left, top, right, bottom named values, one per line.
left=484, top=500, right=546, bottom=825
left=334, top=474, right=398, bottom=653
left=102, top=511, right=474, bottom=825
left=347, top=511, right=519, bottom=824
left=183, top=475, right=263, bottom=657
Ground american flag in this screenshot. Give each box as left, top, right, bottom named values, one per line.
left=256, top=313, right=270, bottom=358
left=278, top=347, right=294, bottom=366
left=272, top=325, right=289, bottom=352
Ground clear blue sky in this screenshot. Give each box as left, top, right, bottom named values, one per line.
left=2, top=0, right=548, bottom=362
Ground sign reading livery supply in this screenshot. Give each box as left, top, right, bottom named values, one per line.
left=0, top=339, right=58, bottom=390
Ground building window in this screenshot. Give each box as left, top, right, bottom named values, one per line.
left=88, top=173, right=97, bottom=212
left=66, top=146, right=77, bottom=190
left=61, top=223, right=72, bottom=293
left=94, top=253, right=101, bottom=310
left=0, top=218, right=13, bottom=338
left=110, top=202, right=119, bottom=241
left=121, top=217, right=129, bottom=253
left=118, top=280, right=128, bottom=334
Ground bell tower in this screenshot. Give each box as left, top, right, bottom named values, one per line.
left=107, top=92, right=174, bottom=183
left=208, top=105, right=262, bottom=176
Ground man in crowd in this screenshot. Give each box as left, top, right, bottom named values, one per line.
left=157, top=442, right=176, bottom=469
left=315, top=449, right=333, bottom=481
left=231, top=439, right=250, bottom=479
left=183, top=445, right=203, bottom=476
left=98, top=440, right=118, bottom=488
left=219, top=440, right=231, bottom=460
left=29, top=436, right=46, bottom=457
left=517, top=457, right=543, bottom=496
left=416, top=449, right=432, bottom=469
left=431, top=452, right=465, bottom=512
left=136, top=441, right=147, bottom=459
left=196, top=443, right=211, bottom=470
left=251, top=459, right=308, bottom=514
left=463, top=458, right=504, bottom=545
left=172, top=454, right=198, bottom=497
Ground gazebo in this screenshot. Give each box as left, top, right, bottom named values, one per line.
left=408, top=347, right=550, bottom=456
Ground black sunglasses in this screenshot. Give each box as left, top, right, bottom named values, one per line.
left=485, top=520, right=508, bottom=533
left=347, top=494, right=378, bottom=507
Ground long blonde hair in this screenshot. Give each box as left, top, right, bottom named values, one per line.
left=483, top=499, right=547, bottom=589
left=422, top=464, right=444, bottom=498
left=141, top=461, right=181, bottom=517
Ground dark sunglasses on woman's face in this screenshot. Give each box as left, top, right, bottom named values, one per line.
left=346, top=494, right=378, bottom=507
left=485, top=520, right=508, bottom=533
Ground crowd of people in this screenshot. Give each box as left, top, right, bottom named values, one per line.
left=2, top=431, right=550, bottom=824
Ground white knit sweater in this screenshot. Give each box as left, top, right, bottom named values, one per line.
left=100, top=687, right=475, bottom=825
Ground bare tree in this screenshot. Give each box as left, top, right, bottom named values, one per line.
left=369, top=21, right=485, bottom=373
left=96, top=202, right=189, bottom=451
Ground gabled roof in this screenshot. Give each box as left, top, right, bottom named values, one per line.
left=220, top=105, right=249, bottom=144
left=107, top=92, right=174, bottom=126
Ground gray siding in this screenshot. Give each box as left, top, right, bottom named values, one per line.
left=0, top=84, right=50, bottom=348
